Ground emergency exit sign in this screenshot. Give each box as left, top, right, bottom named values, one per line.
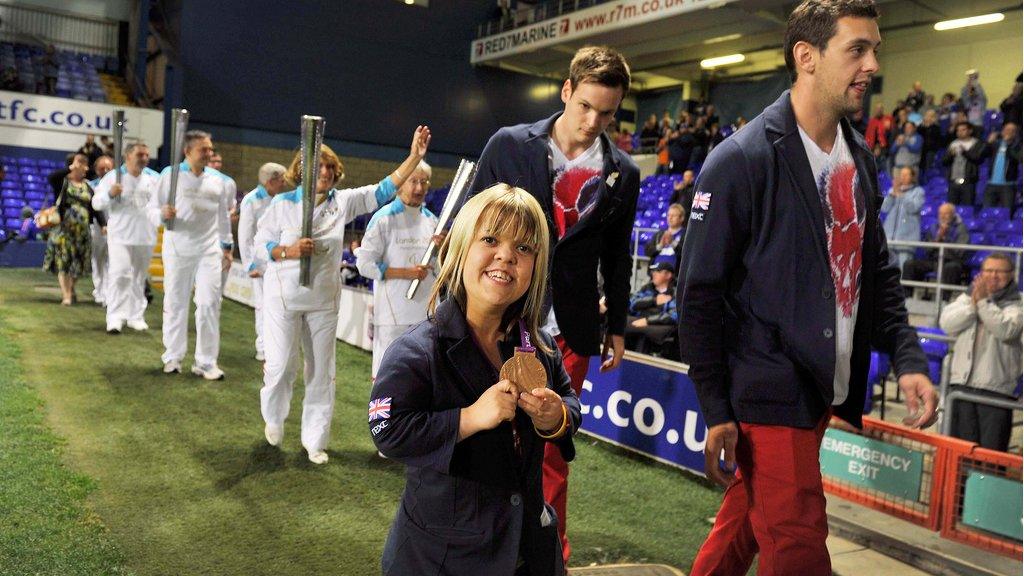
left=820, top=428, right=924, bottom=500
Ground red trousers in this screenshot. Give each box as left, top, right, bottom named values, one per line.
left=543, top=336, right=590, bottom=566
left=690, top=413, right=832, bottom=576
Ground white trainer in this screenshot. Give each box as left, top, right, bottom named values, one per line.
left=163, top=359, right=182, bottom=374
left=308, top=450, right=329, bottom=465
left=255, top=350, right=265, bottom=362
left=126, top=319, right=149, bottom=331
left=106, top=321, right=123, bottom=334
left=191, top=364, right=225, bottom=380
left=264, top=424, right=283, bottom=447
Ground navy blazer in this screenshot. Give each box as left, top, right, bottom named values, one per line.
left=370, top=298, right=582, bottom=576
left=471, top=113, right=641, bottom=356
left=676, top=91, right=928, bottom=429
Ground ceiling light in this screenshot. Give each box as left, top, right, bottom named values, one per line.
left=404, top=0, right=415, bottom=4
left=934, top=13, right=1004, bottom=31
left=703, top=33, right=742, bottom=45
left=700, top=54, right=745, bottom=69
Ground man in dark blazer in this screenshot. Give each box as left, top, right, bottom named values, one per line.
left=676, top=2, right=938, bottom=574
left=471, top=45, right=639, bottom=566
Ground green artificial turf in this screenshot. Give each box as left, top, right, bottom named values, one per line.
left=0, top=268, right=722, bottom=574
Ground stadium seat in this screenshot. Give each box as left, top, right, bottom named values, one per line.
left=979, top=207, right=1010, bottom=221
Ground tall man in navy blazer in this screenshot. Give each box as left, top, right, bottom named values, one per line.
left=676, top=2, right=938, bottom=574
left=471, top=46, right=640, bottom=566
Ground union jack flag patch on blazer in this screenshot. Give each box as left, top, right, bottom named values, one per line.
left=692, top=191, right=711, bottom=211
left=368, top=397, right=392, bottom=422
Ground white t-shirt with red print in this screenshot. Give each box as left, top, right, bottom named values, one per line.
left=541, top=136, right=604, bottom=337
left=798, top=125, right=866, bottom=406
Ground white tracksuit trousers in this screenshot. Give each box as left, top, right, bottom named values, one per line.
left=260, top=300, right=338, bottom=453
left=91, top=226, right=108, bottom=303
left=371, top=324, right=413, bottom=378
left=106, top=243, right=152, bottom=325
left=252, top=276, right=264, bottom=356
left=161, top=249, right=222, bottom=367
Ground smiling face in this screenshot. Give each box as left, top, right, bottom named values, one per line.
left=462, top=224, right=537, bottom=316
left=808, top=16, right=881, bottom=117
left=399, top=167, right=430, bottom=207
left=560, top=79, right=624, bottom=149
left=185, top=136, right=213, bottom=170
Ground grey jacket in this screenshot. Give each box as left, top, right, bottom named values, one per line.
left=881, top=185, right=924, bottom=250
left=940, top=287, right=1023, bottom=396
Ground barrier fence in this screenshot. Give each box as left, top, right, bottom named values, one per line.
left=821, top=416, right=1022, bottom=558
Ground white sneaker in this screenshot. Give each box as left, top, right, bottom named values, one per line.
left=191, top=364, right=225, bottom=380
left=106, top=321, right=123, bottom=334
left=126, top=319, right=149, bottom=331
left=308, top=449, right=329, bottom=465
left=264, top=423, right=283, bottom=447
left=255, top=350, right=265, bottom=362
left=163, top=359, right=181, bottom=374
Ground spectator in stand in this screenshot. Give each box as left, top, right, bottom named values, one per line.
left=676, top=110, right=692, bottom=131
left=644, top=203, right=686, bottom=262
left=903, top=203, right=968, bottom=290
left=77, top=135, right=104, bottom=173
left=881, top=166, right=924, bottom=272
left=691, top=116, right=709, bottom=165
left=703, top=103, right=719, bottom=126
left=938, top=92, right=959, bottom=127
left=918, top=109, right=943, bottom=173
left=662, top=110, right=674, bottom=130
left=639, top=114, right=660, bottom=150
left=865, top=103, right=891, bottom=158
left=905, top=81, right=926, bottom=112
left=961, top=69, right=987, bottom=129
left=655, top=127, right=670, bottom=175
left=942, top=121, right=984, bottom=205
left=892, top=121, right=922, bottom=169
left=625, top=253, right=678, bottom=355
left=341, top=239, right=369, bottom=288
left=999, top=74, right=1022, bottom=128
left=39, top=44, right=58, bottom=96
left=940, top=252, right=1022, bottom=452
left=1, top=66, right=23, bottom=92
left=707, top=121, right=725, bottom=153
left=889, top=107, right=909, bottom=146
left=670, top=169, right=695, bottom=207
left=614, top=124, right=633, bottom=153
left=99, top=136, right=115, bottom=158
left=978, top=122, right=1022, bottom=209
left=668, top=125, right=696, bottom=174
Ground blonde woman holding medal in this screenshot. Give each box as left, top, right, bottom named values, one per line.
left=369, top=183, right=581, bottom=576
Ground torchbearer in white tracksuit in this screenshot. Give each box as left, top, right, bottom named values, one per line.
left=237, top=162, right=288, bottom=361
left=151, top=130, right=234, bottom=380
left=209, top=151, right=238, bottom=295
left=89, top=155, right=114, bottom=305
left=355, top=160, right=439, bottom=378
left=92, top=142, right=159, bottom=333
left=255, top=125, right=431, bottom=464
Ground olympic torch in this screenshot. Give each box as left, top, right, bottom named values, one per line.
left=299, top=115, right=326, bottom=287
left=112, top=109, right=125, bottom=187
left=406, top=159, right=477, bottom=300
left=164, top=108, right=189, bottom=231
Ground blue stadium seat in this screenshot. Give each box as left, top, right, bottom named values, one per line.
left=979, top=207, right=1010, bottom=221
left=2, top=197, right=22, bottom=208
left=955, top=205, right=974, bottom=219
left=3, top=207, right=22, bottom=218
left=4, top=217, right=20, bottom=230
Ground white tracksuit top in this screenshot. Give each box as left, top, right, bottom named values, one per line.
left=256, top=178, right=395, bottom=312
left=238, top=185, right=273, bottom=275
left=91, top=166, right=161, bottom=246
left=354, top=197, right=438, bottom=326
left=150, top=162, right=234, bottom=257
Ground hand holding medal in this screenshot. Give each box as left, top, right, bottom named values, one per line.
left=500, top=320, right=568, bottom=437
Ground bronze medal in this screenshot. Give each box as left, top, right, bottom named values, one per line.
left=499, top=319, right=547, bottom=396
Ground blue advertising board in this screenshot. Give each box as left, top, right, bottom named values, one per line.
left=578, top=353, right=708, bottom=476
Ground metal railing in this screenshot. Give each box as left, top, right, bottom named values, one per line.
left=0, top=1, right=118, bottom=56
left=887, top=239, right=1023, bottom=322
left=476, top=0, right=614, bottom=38
left=941, top=390, right=1023, bottom=437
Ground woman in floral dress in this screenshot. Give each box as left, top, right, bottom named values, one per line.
left=43, top=152, right=103, bottom=305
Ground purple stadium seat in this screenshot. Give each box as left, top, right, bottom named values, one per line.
left=979, top=207, right=1010, bottom=221
left=955, top=205, right=974, bottom=219
left=4, top=217, right=20, bottom=230
left=2, top=198, right=22, bottom=208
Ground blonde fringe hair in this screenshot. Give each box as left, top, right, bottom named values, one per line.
left=428, top=183, right=552, bottom=354
left=284, top=144, right=345, bottom=188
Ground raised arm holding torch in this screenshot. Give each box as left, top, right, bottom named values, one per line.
left=405, top=159, right=476, bottom=300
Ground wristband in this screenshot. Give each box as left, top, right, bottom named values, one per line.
left=535, top=402, right=569, bottom=439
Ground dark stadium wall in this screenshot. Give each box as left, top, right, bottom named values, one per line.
left=177, top=0, right=564, bottom=163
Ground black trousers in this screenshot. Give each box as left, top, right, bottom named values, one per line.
left=946, top=181, right=976, bottom=206
left=983, top=184, right=1018, bottom=209
left=949, top=385, right=1015, bottom=452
